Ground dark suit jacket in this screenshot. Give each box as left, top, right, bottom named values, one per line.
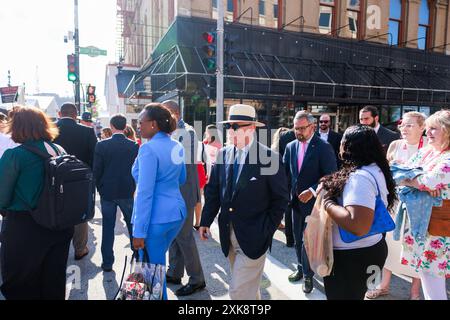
left=377, top=125, right=401, bottom=153
left=317, top=130, right=343, bottom=167
left=201, top=142, right=289, bottom=260
left=171, top=121, right=200, bottom=209
left=54, top=118, right=98, bottom=168
left=93, top=134, right=139, bottom=201
left=283, top=135, right=337, bottom=217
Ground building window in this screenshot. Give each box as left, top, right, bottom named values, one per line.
left=227, top=0, right=234, bottom=12
left=319, top=0, right=335, bottom=34
left=259, top=0, right=265, bottom=16
left=273, top=4, right=278, bottom=19
left=346, top=0, right=360, bottom=39
left=418, top=0, right=431, bottom=50
left=389, top=0, right=403, bottom=46
left=212, top=0, right=217, bottom=9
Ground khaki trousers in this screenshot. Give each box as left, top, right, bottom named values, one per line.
left=228, top=226, right=266, bottom=300
left=72, top=222, right=88, bottom=255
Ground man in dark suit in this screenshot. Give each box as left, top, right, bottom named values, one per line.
left=278, top=129, right=296, bottom=247
left=93, top=114, right=139, bottom=272
left=284, top=111, right=338, bottom=294
left=54, top=102, right=98, bottom=260
left=317, top=113, right=343, bottom=166
left=163, top=100, right=206, bottom=297
left=359, top=106, right=400, bottom=153
left=200, top=104, right=288, bottom=300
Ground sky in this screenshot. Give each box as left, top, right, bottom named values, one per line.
left=0, top=0, right=117, bottom=108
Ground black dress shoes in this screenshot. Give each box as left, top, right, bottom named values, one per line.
left=166, top=275, right=182, bottom=285
left=288, top=270, right=303, bottom=282
left=303, top=277, right=313, bottom=294
left=175, top=282, right=206, bottom=296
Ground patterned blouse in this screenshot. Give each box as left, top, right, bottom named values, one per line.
left=400, top=147, right=450, bottom=278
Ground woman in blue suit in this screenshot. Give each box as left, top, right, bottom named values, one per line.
left=132, top=103, right=187, bottom=300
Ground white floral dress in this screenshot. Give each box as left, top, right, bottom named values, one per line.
left=400, top=147, right=450, bottom=278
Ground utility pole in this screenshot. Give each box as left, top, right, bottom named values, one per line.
left=216, top=1, right=224, bottom=134
left=74, top=0, right=81, bottom=115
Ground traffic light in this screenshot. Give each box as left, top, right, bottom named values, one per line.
left=87, top=85, right=96, bottom=104
left=67, top=54, right=78, bottom=82
left=202, top=31, right=217, bottom=71
left=224, top=34, right=238, bottom=73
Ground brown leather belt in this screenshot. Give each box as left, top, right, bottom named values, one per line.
left=429, top=200, right=450, bottom=237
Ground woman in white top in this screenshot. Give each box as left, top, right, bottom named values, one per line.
left=366, top=112, right=427, bottom=300
left=320, top=124, right=397, bottom=300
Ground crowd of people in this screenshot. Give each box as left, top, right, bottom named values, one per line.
left=0, top=100, right=448, bottom=301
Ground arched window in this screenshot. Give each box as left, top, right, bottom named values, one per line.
left=346, top=0, right=365, bottom=39
left=389, top=0, right=404, bottom=46
left=319, top=0, right=337, bottom=35
left=417, top=0, right=432, bottom=50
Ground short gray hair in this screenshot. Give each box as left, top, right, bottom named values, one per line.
left=161, top=100, right=180, bottom=113
left=294, top=111, right=316, bottom=124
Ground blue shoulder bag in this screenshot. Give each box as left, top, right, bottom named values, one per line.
left=338, top=169, right=396, bottom=243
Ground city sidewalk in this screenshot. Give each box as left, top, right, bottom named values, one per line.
left=1, top=200, right=448, bottom=300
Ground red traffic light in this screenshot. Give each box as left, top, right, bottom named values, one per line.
left=202, top=32, right=216, bottom=44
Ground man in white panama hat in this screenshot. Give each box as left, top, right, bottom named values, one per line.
left=199, top=104, right=289, bottom=300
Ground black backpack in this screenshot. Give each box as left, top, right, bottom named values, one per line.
left=21, top=143, right=96, bottom=230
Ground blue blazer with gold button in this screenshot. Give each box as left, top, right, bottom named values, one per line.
left=201, top=141, right=289, bottom=260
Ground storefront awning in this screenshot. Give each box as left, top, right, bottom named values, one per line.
left=127, top=44, right=450, bottom=106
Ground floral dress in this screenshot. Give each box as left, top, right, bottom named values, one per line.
left=400, top=147, right=450, bottom=278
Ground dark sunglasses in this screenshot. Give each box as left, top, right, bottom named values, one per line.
left=224, top=123, right=253, bottom=131
left=319, top=120, right=330, bottom=124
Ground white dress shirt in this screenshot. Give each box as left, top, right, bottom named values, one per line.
left=319, top=129, right=329, bottom=142
left=0, top=133, right=18, bottom=159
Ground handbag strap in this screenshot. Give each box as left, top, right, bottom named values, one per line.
left=359, top=168, right=382, bottom=197
left=113, top=255, right=128, bottom=300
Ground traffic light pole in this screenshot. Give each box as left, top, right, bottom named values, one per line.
left=216, top=1, right=224, bottom=133
left=74, top=0, right=81, bottom=115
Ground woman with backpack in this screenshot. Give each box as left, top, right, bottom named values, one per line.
left=319, top=124, right=397, bottom=300
left=0, top=106, right=72, bottom=300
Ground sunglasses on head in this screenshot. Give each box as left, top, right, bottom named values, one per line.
left=224, top=123, right=253, bottom=131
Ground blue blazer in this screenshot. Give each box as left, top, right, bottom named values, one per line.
left=93, top=134, right=139, bottom=201
left=283, top=134, right=337, bottom=216
left=131, top=132, right=187, bottom=239
left=201, top=142, right=289, bottom=259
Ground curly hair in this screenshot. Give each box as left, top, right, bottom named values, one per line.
left=320, top=124, right=397, bottom=212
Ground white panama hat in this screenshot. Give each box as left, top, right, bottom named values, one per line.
left=218, top=104, right=265, bottom=127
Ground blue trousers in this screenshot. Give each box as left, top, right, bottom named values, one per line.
left=292, top=209, right=314, bottom=278
left=100, top=198, right=134, bottom=269
left=144, top=219, right=184, bottom=300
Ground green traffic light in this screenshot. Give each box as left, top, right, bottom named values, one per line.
left=68, top=73, right=77, bottom=82
left=205, top=58, right=216, bottom=70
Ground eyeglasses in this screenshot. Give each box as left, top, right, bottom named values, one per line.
left=224, top=123, right=253, bottom=131
left=398, top=123, right=417, bottom=129
left=294, top=124, right=312, bottom=131
left=319, top=120, right=330, bottom=124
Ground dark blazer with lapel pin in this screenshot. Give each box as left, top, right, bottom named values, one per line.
left=377, top=125, right=401, bottom=153
left=93, top=134, right=139, bottom=201
left=201, top=142, right=289, bottom=260
left=283, top=134, right=337, bottom=217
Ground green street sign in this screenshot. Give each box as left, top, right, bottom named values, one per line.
left=80, top=46, right=107, bottom=57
